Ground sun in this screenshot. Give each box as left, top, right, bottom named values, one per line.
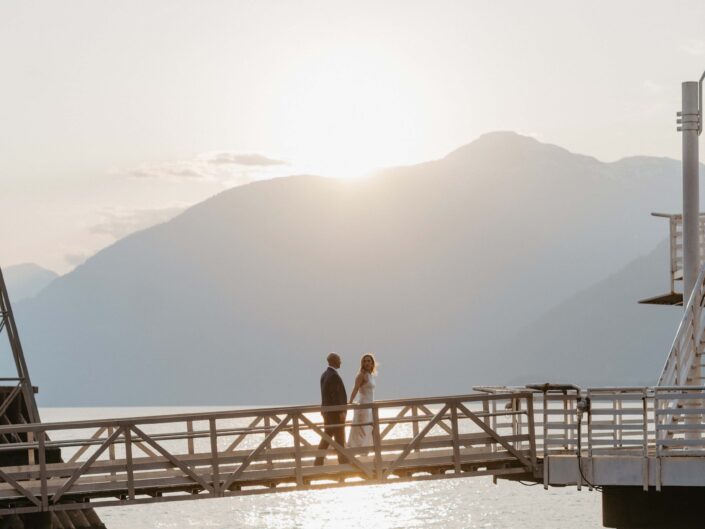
left=273, top=45, right=422, bottom=178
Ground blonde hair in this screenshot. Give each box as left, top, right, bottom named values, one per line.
left=359, top=353, right=377, bottom=375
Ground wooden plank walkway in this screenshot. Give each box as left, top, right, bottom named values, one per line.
left=0, top=392, right=539, bottom=516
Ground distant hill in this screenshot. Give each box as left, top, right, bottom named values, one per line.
left=502, top=240, right=682, bottom=387
left=3, top=264, right=57, bottom=302
left=12, top=132, right=694, bottom=405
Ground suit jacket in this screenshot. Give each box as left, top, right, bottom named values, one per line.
left=320, top=367, right=347, bottom=425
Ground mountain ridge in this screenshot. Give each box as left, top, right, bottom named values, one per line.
left=502, top=240, right=681, bottom=387
left=12, top=132, right=692, bottom=405
left=3, top=264, right=58, bottom=302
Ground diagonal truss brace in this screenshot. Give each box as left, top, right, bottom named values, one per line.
left=0, top=268, right=40, bottom=423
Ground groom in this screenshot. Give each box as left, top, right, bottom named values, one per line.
left=314, top=352, right=348, bottom=465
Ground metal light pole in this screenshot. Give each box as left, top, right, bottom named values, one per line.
left=678, top=74, right=704, bottom=392
left=679, top=81, right=701, bottom=306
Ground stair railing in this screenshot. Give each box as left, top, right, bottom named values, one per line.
left=658, top=261, right=705, bottom=386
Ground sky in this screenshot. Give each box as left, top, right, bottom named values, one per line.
left=2, top=0, right=705, bottom=273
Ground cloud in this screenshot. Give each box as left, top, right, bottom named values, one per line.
left=681, top=39, right=705, bottom=56
left=129, top=162, right=215, bottom=181
left=206, top=153, right=287, bottom=167
left=90, top=206, right=188, bottom=240
left=123, top=152, right=288, bottom=184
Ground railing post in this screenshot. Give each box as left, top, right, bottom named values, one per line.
left=292, top=415, right=304, bottom=486
left=518, top=398, right=524, bottom=442
left=655, top=392, right=663, bottom=455
left=264, top=416, right=274, bottom=470
left=687, top=304, right=697, bottom=386
left=491, top=399, right=498, bottom=453
left=372, top=405, right=383, bottom=480
left=654, top=393, right=663, bottom=491
left=209, top=418, right=220, bottom=495
left=670, top=216, right=678, bottom=294
left=37, top=430, right=47, bottom=511
left=187, top=420, right=195, bottom=455
left=586, top=390, right=593, bottom=492
left=676, top=340, right=681, bottom=386
left=542, top=390, right=549, bottom=489
left=560, top=391, right=567, bottom=451
left=642, top=389, right=649, bottom=491
left=525, top=395, right=538, bottom=473
left=587, top=390, right=593, bottom=459
left=124, top=426, right=135, bottom=500
left=412, top=405, right=419, bottom=454
left=27, top=431, right=35, bottom=466
left=616, top=398, right=623, bottom=448
left=450, top=403, right=461, bottom=473
left=482, top=398, right=491, bottom=451
left=107, top=425, right=116, bottom=477
left=687, top=304, right=702, bottom=438
left=575, top=394, right=582, bottom=492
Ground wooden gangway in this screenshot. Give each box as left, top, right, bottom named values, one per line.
left=3, top=385, right=705, bottom=526
left=0, top=392, right=539, bottom=519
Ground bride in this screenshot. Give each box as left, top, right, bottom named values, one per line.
left=347, top=353, right=377, bottom=448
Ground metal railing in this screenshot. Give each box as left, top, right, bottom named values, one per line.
left=531, top=386, right=705, bottom=458
left=658, top=260, right=705, bottom=386
left=652, top=212, right=705, bottom=296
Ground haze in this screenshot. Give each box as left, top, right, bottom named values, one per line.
left=2, top=0, right=705, bottom=272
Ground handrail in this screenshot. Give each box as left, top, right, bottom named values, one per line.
left=658, top=260, right=705, bottom=385
left=0, top=409, right=530, bottom=454
left=0, top=391, right=533, bottom=434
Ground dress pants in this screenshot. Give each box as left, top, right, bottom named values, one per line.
left=314, top=413, right=348, bottom=465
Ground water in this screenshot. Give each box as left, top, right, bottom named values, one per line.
left=39, top=407, right=602, bottom=529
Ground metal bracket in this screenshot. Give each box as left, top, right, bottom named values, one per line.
left=680, top=70, right=705, bottom=134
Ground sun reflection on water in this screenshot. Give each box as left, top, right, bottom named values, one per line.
left=100, top=478, right=600, bottom=529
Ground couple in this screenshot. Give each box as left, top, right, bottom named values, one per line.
left=314, top=352, right=377, bottom=466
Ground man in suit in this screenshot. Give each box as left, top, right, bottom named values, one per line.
left=314, top=352, right=348, bottom=465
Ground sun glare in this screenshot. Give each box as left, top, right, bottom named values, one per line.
left=275, top=46, right=422, bottom=178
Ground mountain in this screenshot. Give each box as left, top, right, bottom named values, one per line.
left=12, top=132, right=693, bottom=405
left=502, top=240, right=682, bottom=387
left=3, top=264, right=58, bottom=302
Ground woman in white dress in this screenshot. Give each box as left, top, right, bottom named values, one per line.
left=347, top=353, right=377, bottom=448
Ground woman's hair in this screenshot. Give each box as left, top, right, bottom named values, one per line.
left=359, top=353, right=377, bottom=375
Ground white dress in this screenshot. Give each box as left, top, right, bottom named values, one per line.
left=347, top=373, right=376, bottom=448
